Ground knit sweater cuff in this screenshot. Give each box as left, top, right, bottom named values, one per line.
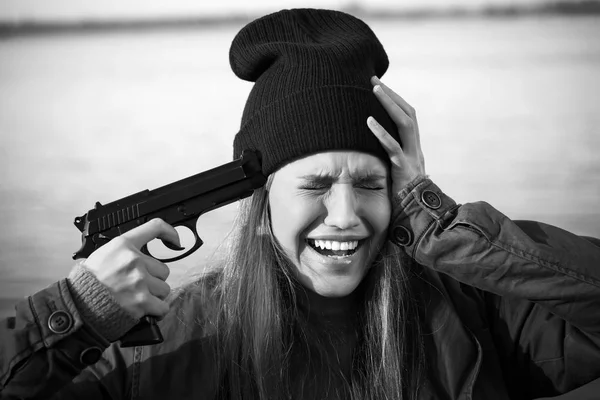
left=67, top=261, right=139, bottom=343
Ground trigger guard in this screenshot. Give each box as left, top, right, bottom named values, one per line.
left=141, top=219, right=204, bottom=263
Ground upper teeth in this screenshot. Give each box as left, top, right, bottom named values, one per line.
left=309, top=239, right=359, bottom=250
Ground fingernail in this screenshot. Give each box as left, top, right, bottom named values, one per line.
left=372, top=75, right=381, bottom=84
left=373, top=85, right=382, bottom=94
left=165, top=241, right=185, bottom=251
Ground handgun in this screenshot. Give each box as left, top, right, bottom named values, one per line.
left=72, top=150, right=266, bottom=347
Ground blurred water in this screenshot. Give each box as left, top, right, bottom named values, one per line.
left=1, top=16, right=599, bottom=316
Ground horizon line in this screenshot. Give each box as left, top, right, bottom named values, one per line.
left=2, top=1, right=600, bottom=38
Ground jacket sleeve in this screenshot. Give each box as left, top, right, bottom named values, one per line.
left=390, top=176, right=600, bottom=398
left=0, top=263, right=139, bottom=399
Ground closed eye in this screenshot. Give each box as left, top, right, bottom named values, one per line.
left=356, top=184, right=384, bottom=190
left=298, top=174, right=387, bottom=191
left=299, top=183, right=384, bottom=191
left=354, top=176, right=386, bottom=191
left=298, top=176, right=332, bottom=191
left=299, top=183, right=330, bottom=191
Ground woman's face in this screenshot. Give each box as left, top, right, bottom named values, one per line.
left=268, top=151, right=391, bottom=297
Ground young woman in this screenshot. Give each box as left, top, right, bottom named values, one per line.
left=1, top=8, right=599, bottom=400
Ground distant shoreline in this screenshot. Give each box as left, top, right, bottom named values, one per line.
left=1, top=1, right=600, bottom=38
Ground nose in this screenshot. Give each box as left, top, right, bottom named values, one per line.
left=323, top=184, right=361, bottom=230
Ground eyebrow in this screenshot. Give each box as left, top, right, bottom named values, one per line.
left=299, top=172, right=387, bottom=184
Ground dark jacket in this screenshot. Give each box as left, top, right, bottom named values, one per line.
left=1, top=177, right=600, bottom=399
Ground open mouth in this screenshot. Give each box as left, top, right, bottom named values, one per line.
left=306, top=238, right=366, bottom=258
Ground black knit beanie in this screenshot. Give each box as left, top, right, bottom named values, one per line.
left=230, top=8, right=399, bottom=176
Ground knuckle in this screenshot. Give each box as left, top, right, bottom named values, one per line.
left=103, top=247, right=141, bottom=273
left=122, top=249, right=141, bottom=264
left=398, top=117, right=414, bottom=130
left=408, top=106, right=417, bottom=117
left=149, top=218, right=167, bottom=230
left=391, top=142, right=403, bottom=154
left=129, top=268, right=147, bottom=286
left=160, top=264, right=171, bottom=280
left=390, top=155, right=404, bottom=166
left=134, top=291, right=151, bottom=306
left=154, top=282, right=171, bottom=300
left=111, top=236, right=130, bottom=249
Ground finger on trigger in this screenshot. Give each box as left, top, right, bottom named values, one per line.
left=123, top=218, right=182, bottom=250
left=152, top=219, right=183, bottom=250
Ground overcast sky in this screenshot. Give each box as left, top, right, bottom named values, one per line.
left=0, top=0, right=553, bottom=22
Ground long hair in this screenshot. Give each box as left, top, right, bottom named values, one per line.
left=194, top=176, right=425, bottom=399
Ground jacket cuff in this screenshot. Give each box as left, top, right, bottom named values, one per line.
left=67, top=262, right=139, bottom=342
left=1, top=280, right=113, bottom=384
left=25, top=279, right=108, bottom=349
left=389, top=177, right=459, bottom=258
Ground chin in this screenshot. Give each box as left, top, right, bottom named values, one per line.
left=308, top=276, right=363, bottom=298
left=293, top=243, right=375, bottom=297
left=315, top=287, right=355, bottom=298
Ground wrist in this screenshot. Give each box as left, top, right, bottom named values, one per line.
left=393, top=174, right=429, bottom=200
left=67, top=261, right=139, bottom=342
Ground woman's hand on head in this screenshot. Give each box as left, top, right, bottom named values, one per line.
left=367, top=76, right=426, bottom=195
left=82, top=218, right=181, bottom=320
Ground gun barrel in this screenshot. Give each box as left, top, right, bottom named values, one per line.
left=84, top=151, right=264, bottom=236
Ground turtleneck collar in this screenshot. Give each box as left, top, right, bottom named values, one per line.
left=293, top=280, right=367, bottom=327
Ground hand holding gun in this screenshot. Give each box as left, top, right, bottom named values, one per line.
left=72, top=150, right=266, bottom=347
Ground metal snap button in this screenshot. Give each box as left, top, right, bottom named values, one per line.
left=80, top=347, right=103, bottom=365
left=421, top=190, right=442, bottom=210
left=392, top=225, right=413, bottom=247
left=48, top=310, right=73, bottom=334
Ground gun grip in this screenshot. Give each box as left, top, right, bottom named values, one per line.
left=119, top=316, right=164, bottom=348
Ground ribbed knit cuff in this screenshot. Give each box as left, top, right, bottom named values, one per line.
left=66, top=261, right=139, bottom=343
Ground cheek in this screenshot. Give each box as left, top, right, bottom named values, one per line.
left=269, top=192, right=321, bottom=252
left=363, top=193, right=392, bottom=235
